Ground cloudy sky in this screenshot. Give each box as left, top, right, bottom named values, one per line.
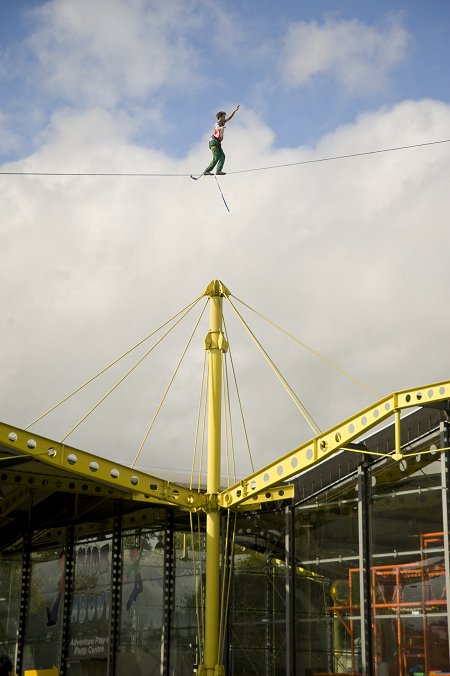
left=1, top=0, right=449, bottom=484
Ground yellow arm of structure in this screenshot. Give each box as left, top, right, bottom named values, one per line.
left=218, top=379, right=450, bottom=509
left=237, top=483, right=294, bottom=508
left=0, top=422, right=206, bottom=511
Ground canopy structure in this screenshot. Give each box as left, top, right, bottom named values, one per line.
left=1, top=281, right=450, bottom=675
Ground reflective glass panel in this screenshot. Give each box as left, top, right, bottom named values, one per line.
left=67, top=535, right=112, bottom=676
left=22, top=543, right=66, bottom=671
left=295, top=476, right=361, bottom=676
left=0, top=548, right=22, bottom=661
left=369, top=454, right=449, bottom=676
left=116, top=529, right=165, bottom=676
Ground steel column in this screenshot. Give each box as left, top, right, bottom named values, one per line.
left=200, top=282, right=228, bottom=676
left=440, top=422, right=450, bottom=666
left=357, top=463, right=374, bottom=676
left=15, top=529, right=31, bottom=676
left=108, top=500, right=123, bottom=676
left=285, top=506, right=296, bottom=676
left=161, top=509, right=175, bottom=676
left=60, top=522, right=75, bottom=676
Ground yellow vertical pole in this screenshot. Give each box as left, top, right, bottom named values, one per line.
left=394, top=408, right=402, bottom=460
left=199, top=280, right=229, bottom=676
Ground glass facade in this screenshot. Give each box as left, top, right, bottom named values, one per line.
left=117, top=528, right=165, bottom=676
left=0, top=547, right=22, bottom=662
left=1, top=420, right=449, bottom=676
left=23, top=544, right=67, bottom=672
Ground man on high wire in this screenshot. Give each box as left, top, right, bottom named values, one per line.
left=203, top=105, right=240, bottom=176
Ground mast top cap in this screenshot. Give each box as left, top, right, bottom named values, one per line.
left=203, top=280, right=231, bottom=298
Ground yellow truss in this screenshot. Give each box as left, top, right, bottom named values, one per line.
left=219, top=380, right=450, bottom=508
left=1, top=382, right=449, bottom=513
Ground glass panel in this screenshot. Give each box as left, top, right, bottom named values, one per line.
left=170, top=531, right=203, bottom=675
left=295, top=476, right=361, bottom=676
left=369, top=454, right=449, bottom=676
left=230, top=511, right=286, bottom=676
left=67, top=535, right=112, bottom=676
left=22, top=543, right=66, bottom=672
left=116, top=529, right=165, bottom=676
left=0, top=548, right=22, bottom=660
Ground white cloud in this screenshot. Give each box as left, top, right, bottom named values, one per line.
left=1, top=99, right=449, bottom=480
left=281, top=15, right=410, bottom=93
left=27, top=0, right=203, bottom=106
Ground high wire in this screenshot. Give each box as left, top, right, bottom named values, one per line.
left=1, top=138, right=449, bottom=177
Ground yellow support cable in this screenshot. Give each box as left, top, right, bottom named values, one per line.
left=198, top=368, right=209, bottom=493
left=197, top=512, right=205, bottom=661
left=25, top=294, right=203, bottom=430
left=190, top=512, right=203, bottom=664
left=231, top=294, right=380, bottom=398
left=60, top=298, right=205, bottom=444
left=223, top=364, right=231, bottom=487
left=219, top=511, right=237, bottom=664
left=190, top=352, right=208, bottom=491
left=218, top=510, right=230, bottom=664
left=227, top=297, right=321, bottom=435
left=223, top=317, right=254, bottom=474
left=132, top=300, right=208, bottom=467
left=224, top=355, right=237, bottom=484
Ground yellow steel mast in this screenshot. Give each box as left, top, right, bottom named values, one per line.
left=198, top=280, right=229, bottom=676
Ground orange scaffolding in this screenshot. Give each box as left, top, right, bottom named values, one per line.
left=328, top=532, right=448, bottom=676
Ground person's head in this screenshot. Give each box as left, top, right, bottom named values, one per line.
left=216, top=111, right=226, bottom=123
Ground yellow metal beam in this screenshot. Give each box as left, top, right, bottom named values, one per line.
left=238, top=483, right=294, bottom=508
left=0, top=422, right=206, bottom=511
left=219, top=379, right=450, bottom=509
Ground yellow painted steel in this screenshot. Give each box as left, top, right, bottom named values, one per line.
left=2, top=279, right=450, bottom=676
left=200, top=281, right=229, bottom=675
left=0, top=421, right=205, bottom=511
left=219, top=379, right=450, bottom=509
left=239, top=482, right=294, bottom=507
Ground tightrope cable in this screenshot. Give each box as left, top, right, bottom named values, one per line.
left=2, top=138, right=448, bottom=178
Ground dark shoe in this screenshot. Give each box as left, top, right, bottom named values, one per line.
left=203, top=171, right=213, bottom=175
left=216, top=171, right=226, bottom=175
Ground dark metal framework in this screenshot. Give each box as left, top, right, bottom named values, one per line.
left=109, top=501, right=123, bottom=676
left=60, top=523, right=75, bottom=676
left=357, top=463, right=374, bottom=676
left=161, top=509, right=175, bottom=676
left=15, top=529, right=31, bottom=676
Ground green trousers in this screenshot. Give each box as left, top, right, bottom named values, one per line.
left=205, top=141, right=225, bottom=173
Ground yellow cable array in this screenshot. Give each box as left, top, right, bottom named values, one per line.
left=223, top=366, right=231, bottom=487
left=190, top=512, right=204, bottom=665
left=223, top=355, right=237, bottom=485
left=132, top=300, right=208, bottom=467
left=197, top=363, right=209, bottom=493
left=197, top=512, right=205, bottom=660
left=190, top=351, right=208, bottom=491
left=227, top=297, right=321, bottom=435
left=218, top=510, right=238, bottom=664
left=59, top=298, right=205, bottom=444
left=223, top=317, right=254, bottom=474
left=25, top=294, right=204, bottom=430
left=232, top=294, right=380, bottom=398
left=340, top=445, right=450, bottom=459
